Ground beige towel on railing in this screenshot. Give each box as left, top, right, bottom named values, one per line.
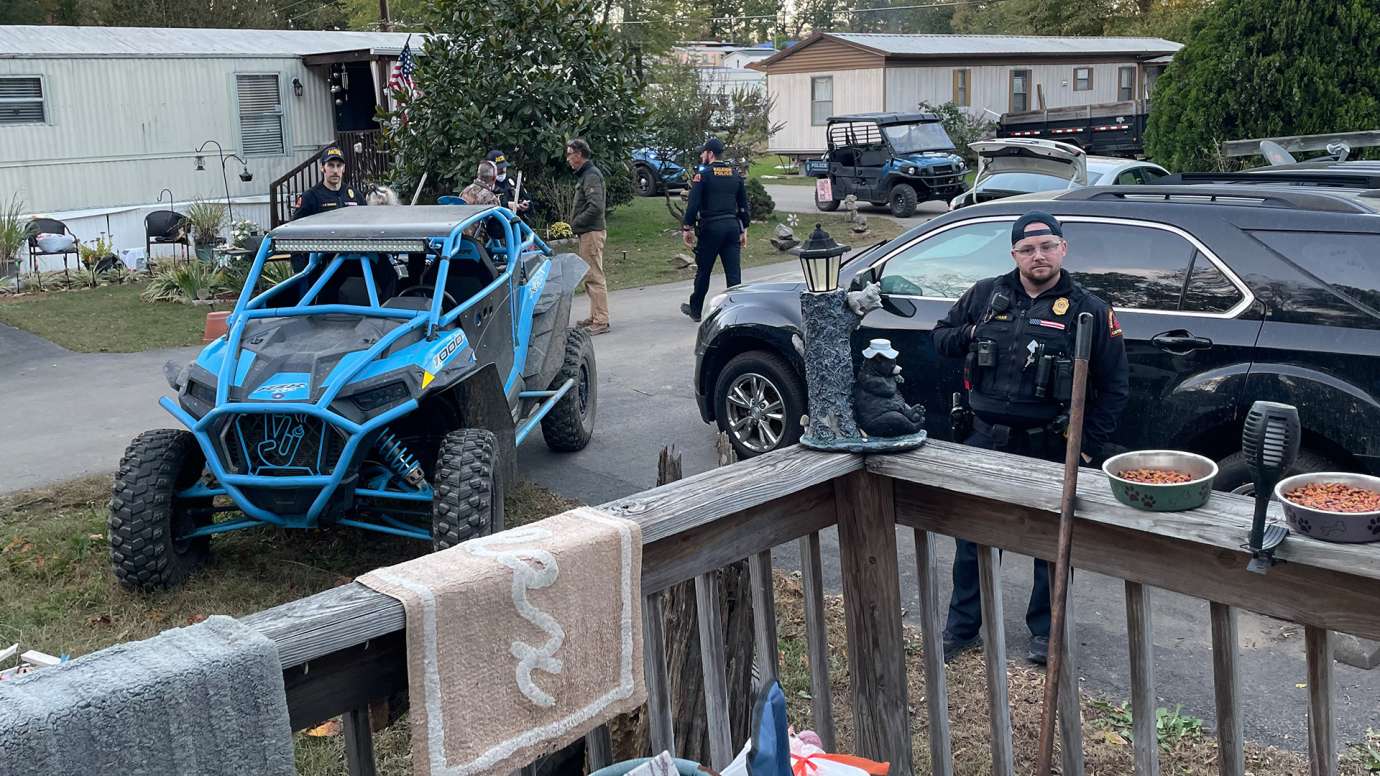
left=358, top=507, right=645, bottom=776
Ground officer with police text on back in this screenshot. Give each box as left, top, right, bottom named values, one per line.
left=680, top=137, right=750, bottom=323
left=932, top=211, right=1129, bottom=666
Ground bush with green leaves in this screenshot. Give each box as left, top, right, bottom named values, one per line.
left=0, top=194, right=26, bottom=282
left=745, top=177, right=775, bottom=222
left=1145, top=0, right=1380, bottom=171
left=141, top=260, right=231, bottom=304
left=184, top=199, right=227, bottom=248
left=384, top=0, right=644, bottom=221
left=918, top=100, right=996, bottom=164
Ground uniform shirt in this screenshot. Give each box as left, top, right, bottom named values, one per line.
left=291, top=181, right=365, bottom=220
left=932, top=268, right=1129, bottom=451
left=683, top=161, right=750, bottom=232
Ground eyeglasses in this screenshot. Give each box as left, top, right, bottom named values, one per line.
left=1012, top=239, right=1064, bottom=258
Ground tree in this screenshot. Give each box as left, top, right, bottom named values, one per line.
left=1144, top=0, right=1380, bottom=171
left=951, top=0, right=1115, bottom=35
left=384, top=0, right=645, bottom=218
left=1105, top=0, right=1216, bottom=42
left=919, top=100, right=997, bottom=164
left=849, top=0, right=955, bottom=33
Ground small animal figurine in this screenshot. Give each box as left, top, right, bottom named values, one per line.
left=853, top=338, right=925, bottom=437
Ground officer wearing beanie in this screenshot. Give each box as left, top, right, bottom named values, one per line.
left=931, top=210, right=1129, bottom=667
left=680, top=136, right=750, bottom=322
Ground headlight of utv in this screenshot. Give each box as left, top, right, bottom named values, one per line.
left=352, top=380, right=410, bottom=412
left=906, top=166, right=917, bottom=175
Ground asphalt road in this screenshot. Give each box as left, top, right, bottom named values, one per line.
left=2, top=259, right=1377, bottom=752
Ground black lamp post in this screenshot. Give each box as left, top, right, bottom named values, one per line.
left=194, top=139, right=253, bottom=227
left=798, top=223, right=846, bottom=293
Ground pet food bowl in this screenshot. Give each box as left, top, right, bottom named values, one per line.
left=1274, top=472, right=1380, bottom=544
left=1102, top=450, right=1218, bottom=512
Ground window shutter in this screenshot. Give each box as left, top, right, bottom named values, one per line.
left=237, top=74, right=284, bottom=156
left=0, top=77, right=45, bottom=125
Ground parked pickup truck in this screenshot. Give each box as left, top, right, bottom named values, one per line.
left=1000, top=100, right=1149, bottom=157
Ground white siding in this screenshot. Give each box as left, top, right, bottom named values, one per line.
left=885, top=62, right=1135, bottom=117
left=767, top=69, right=885, bottom=155
left=0, top=55, right=337, bottom=221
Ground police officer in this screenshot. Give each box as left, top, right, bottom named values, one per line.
left=680, top=137, right=750, bottom=323
left=932, top=210, right=1129, bottom=666
left=289, top=145, right=365, bottom=273
left=486, top=149, right=530, bottom=213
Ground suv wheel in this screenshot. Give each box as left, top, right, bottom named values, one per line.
left=713, top=351, right=805, bottom=459
left=432, top=428, right=504, bottom=550
left=636, top=167, right=658, bottom=197
left=109, top=429, right=213, bottom=590
left=889, top=183, right=918, bottom=218
left=1214, top=448, right=1337, bottom=495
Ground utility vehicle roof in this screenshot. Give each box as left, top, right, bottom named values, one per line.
left=269, top=205, right=500, bottom=242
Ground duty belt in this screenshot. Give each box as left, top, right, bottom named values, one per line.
left=973, top=416, right=1055, bottom=451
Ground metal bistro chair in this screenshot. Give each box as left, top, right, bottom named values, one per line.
left=145, top=209, right=191, bottom=270
left=25, top=218, right=79, bottom=278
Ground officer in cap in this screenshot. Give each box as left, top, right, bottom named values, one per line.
left=680, top=136, right=750, bottom=322
left=486, top=149, right=530, bottom=213
left=289, top=145, right=367, bottom=273
left=931, top=210, right=1129, bottom=666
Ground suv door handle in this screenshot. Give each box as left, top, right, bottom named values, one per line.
left=1151, top=331, right=1213, bottom=353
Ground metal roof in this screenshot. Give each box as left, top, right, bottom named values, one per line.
left=828, top=112, right=942, bottom=126
left=828, top=32, right=1182, bottom=57
left=0, top=25, right=419, bottom=59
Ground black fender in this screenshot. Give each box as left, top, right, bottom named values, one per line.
left=1152, top=363, right=1252, bottom=454
left=696, top=294, right=806, bottom=423
left=445, top=363, right=518, bottom=487
left=1242, top=362, right=1380, bottom=465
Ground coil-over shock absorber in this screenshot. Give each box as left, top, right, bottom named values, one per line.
left=375, top=429, right=425, bottom=487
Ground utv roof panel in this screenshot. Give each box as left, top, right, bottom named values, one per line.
left=269, top=205, right=500, bottom=242
left=828, top=112, right=942, bottom=126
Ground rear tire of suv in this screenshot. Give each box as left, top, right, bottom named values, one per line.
left=541, top=327, right=597, bottom=452
left=714, top=351, right=805, bottom=460
left=109, top=429, right=212, bottom=590
left=816, top=196, right=840, bottom=212
left=636, top=166, right=658, bottom=197
left=432, top=428, right=504, bottom=550
left=1214, top=448, right=1337, bottom=495
left=889, top=183, right=918, bottom=218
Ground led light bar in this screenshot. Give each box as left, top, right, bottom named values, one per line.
left=273, top=239, right=430, bottom=253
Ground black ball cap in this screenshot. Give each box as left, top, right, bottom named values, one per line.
left=700, top=137, right=725, bottom=155
left=1011, top=211, right=1063, bottom=245
left=320, top=145, right=345, bottom=164
left=485, top=149, right=508, bottom=169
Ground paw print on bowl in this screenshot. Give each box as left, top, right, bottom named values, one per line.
left=1369, top=516, right=1380, bottom=536
left=1297, top=516, right=1313, bottom=534
left=1140, top=493, right=1157, bottom=509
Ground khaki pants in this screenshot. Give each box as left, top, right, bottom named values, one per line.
left=578, top=230, right=609, bottom=326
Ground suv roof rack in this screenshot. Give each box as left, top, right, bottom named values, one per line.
left=1057, top=185, right=1375, bottom=214
left=1159, top=171, right=1380, bottom=189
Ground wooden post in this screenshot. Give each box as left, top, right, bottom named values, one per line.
left=749, top=550, right=780, bottom=682
left=977, top=546, right=1015, bottom=776
left=1058, top=590, right=1085, bottom=776
left=914, top=529, right=954, bottom=776
left=1305, top=626, right=1336, bottom=776
left=835, top=471, right=913, bottom=774
left=342, top=706, right=377, bottom=776
left=585, top=725, right=613, bottom=772
left=643, top=593, right=675, bottom=756
left=696, top=571, right=734, bottom=770
left=1125, top=582, right=1159, bottom=776
left=799, top=531, right=837, bottom=751
left=1210, top=603, right=1245, bottom=776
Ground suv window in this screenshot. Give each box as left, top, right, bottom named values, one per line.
left=1181, top=251, right=1245, bottom=314
left=1248, top=230, right=1380, bottom=321
left=880, top=220, right=1012, bottom=298
left=1063, top=222, right=1198, bottom=311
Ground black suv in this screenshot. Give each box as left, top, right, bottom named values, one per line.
left=693, top=184, right=1380, bottom=491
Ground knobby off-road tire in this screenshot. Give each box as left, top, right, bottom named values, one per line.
left=636, top=166, right=659, bottom=197
left=815, top=196, right=841, bottom=212
left=541, top=327, right=597, bottom=452
left=889, top=183, right=918, bottom=218
left=432, top=428, right=503, bottom=551
left=109, top=429, right=212, bottom=590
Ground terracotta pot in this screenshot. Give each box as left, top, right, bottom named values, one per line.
left=204, top=311, right=230, bottom=343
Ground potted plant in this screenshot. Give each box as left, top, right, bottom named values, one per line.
left=77, top=234, right=121, bottom=288
left=230, top=218, right=264, bottom=256
left=185, top=199, right=227, bottom=262
left=0, top=195, right=25, bottom=291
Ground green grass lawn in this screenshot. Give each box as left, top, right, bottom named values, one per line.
left=600, top=196, right=905, bottom=291
left=0, top=282, right=216, bottom=353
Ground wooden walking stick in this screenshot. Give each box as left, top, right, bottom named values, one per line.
left=1036, top=310, right=1095, bottom=775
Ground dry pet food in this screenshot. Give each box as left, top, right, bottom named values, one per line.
left=1118, top=469, right=1194, bottom=484
left=1284, top=482, right=1380, bottom=513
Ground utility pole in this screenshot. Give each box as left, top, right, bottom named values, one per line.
left=379, top=0, right=391, bottom=31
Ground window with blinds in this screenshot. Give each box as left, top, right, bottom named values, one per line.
left=0, top=77, right=46, bottom=125
left=236, top=74, right=285, bottom=156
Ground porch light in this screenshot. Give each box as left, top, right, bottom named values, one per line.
left=194, top=155, right=206, bottom=171
left=292, top=77, right=304, bottom=97
left=798, top=223, right=847, bottom=293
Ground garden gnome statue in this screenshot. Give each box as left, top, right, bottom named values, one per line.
left=854, top=338, right=926, bottom=437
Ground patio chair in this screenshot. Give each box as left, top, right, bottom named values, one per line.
left=25, top=218, right=78, bottom=278
left=145, top=209, right=191, bottom=268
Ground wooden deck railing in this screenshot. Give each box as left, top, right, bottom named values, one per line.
left=235, top=442, right=1380, bottom=776
left=267, top=130, right=393, bottom=228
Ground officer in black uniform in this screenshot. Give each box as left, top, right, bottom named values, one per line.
left=932, top=211, right=1129, bottom=666
left=486, top=149, right=530, bottom=213
left=289, top=145, right=365, bottom=272
left=680, top=137, right=750, bottom=322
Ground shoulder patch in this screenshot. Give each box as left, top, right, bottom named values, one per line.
left=692, top=173, right=702, bottom=183
left=293, top=195, right=303, bottom=208
left=712, top=166, right=734, bottom=176
left=1108, top=308, right=1123, bottom=337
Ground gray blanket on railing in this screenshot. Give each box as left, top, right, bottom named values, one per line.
left=0, top=615, right=294, bottom=776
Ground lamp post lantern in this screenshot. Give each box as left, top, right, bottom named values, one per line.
left=194, top=139, right=253, bottom=227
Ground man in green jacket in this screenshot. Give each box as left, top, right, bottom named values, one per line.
left=565, top=137, right=609, bottom=335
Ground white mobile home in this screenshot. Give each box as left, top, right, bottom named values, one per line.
left=755, top=32, right=1181, bottom=158
left=0, top=25, right=412, bottom=263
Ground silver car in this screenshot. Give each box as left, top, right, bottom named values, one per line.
left=950, top=138, right=1168, bottom=209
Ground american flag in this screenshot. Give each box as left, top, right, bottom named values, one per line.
left=389, top=38, right=417, bottom=97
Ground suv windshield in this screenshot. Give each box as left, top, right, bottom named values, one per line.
left=883, top=123, right=955, bottom=154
